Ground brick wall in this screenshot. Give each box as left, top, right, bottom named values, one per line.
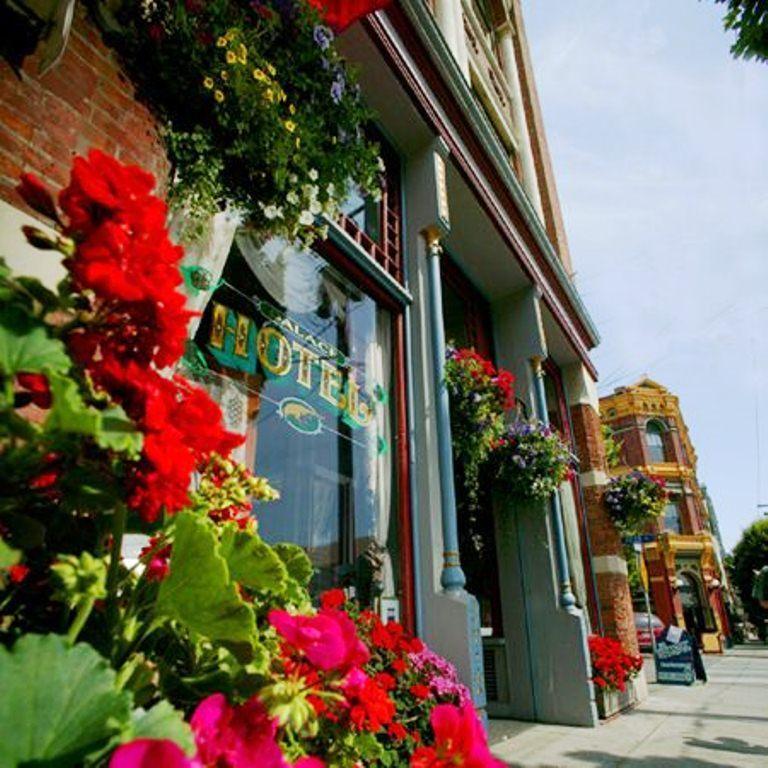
left=571, top=402, right=639, bottom=655
left=0, top=8, right=167, bottom=214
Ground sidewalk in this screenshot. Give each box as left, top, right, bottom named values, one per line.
left=489, top=645, right=768, bottom=768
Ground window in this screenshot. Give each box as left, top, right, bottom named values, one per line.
left=663, top=502, right=682, bottom=534
left=196, top=234, right=405, bottom=611
left=645, top=420, right=666, bottom=463
left=338, top=131, right=402, bottom=283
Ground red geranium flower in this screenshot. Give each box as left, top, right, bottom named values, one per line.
left=342, top=668, right=396, bottom=732
left=409, top=683, right=430, bottom=700
left=320, top=588, right=346, bottom=610
left=410, top=703, right=504, bottom=768
left=8, top=564, right=30, bottom=584
left=16, top=372, right=52, bottom=409
left=269, top=608, right=369, bottom=674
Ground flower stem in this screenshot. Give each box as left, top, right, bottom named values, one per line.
left=67, top=596, right=95, bottom=644
left=106, top=504, right=127, bottom=630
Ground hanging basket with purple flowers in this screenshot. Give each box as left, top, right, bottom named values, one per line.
left=604, top=471, right=667, bottom=534
left=493, top=419, right=574, bottom=501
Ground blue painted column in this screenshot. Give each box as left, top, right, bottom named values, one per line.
left=425, top=236, right=466, bottom=593
left=531, top=356, right=577, bottom=610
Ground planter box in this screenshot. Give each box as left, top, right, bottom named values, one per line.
left=595, top=679, right=639, bottom=720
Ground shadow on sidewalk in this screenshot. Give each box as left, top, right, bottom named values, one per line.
left=684, top=737, right=768, bottom=757
left=563, top=750, right=735, bottom=767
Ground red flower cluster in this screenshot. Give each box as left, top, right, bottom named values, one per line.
left=342, top=667, right=397, bottom=732
left=17, top=152, right=242, bottom=523
left=588, top=634, right=643, bottom=693
left=360, top=610, right=424, bottom=658
left=446, top=348, right=515, bottom=411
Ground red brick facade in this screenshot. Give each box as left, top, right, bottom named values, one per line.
left=570, top=402, right=639, bottom=655
left=0, top=9, right=167, bottom=214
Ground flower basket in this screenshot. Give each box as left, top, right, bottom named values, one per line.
left=604, top=471, right=667, bottom=534
left=589, top=634, right=643, bottom=720
left=493, top=419, right=573, bottom=501
left=444, top=346, right=514, bottom=505
left=101, top=0, right=382, bottom=243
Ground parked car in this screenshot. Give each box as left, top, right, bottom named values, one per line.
left=634, top=612, right=664, bottom=650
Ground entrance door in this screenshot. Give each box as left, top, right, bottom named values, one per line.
left=679, top=572, right=708, bottom=644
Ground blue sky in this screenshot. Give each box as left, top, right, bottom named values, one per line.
left=521, top=0, right=768, bottom=549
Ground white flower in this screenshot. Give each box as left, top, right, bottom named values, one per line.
left=286, top=191, right=299, bottom=205
left=376, top=156, right=386, bottom=172
left=308, top=168, right=319, bottom=181
left=262, top=204, right=284, bottom=220
left=298, top=210, right=315, bottom=226
left=326, top=182, right=336, bottom=197
left=309, top=199, right=323, bottom=215
left=289, top=173, right=299, bottom=185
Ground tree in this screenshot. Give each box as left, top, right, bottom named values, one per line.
left=715, top=1, right=768, bottom=63
left=731, top=518, right=768, bottom=638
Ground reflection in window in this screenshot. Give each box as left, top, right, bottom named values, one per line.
left=663, top=502, right=682, bottom=534
left=196, top=234, right=399, bottom=606
left=645, top=420, right=666, bottom=463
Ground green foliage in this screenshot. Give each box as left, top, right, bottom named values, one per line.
left=0, top=304, right=69, bottom=378
left=220, top=525, right=288, bottom=595
left=109, top=0, right=382, bottom=243
left=715, top=0, right=768, bottom=62
left=0, top=634, right=132, bottom=767
left=127, top=701, right=195, bottom=755
left=602, top=424, right=623, bottom=469
left=731, top=518, right=768, bottom=637
left=273, top=542, right=314, bottom=587
left=156, top=511, right=258, bottom=649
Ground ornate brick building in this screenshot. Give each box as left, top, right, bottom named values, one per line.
left=600, top=379, right=731, bottom=652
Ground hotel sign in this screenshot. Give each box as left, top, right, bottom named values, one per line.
left=207, top=301, right=377, bottom=431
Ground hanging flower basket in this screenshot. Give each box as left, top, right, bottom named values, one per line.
left=443, top=346, right=515, bottom=505
left=99, top=0, right=383, bottom=243
left=493, top=419, right=573, bottom=501
left=604, top=470, right=667, bottom=535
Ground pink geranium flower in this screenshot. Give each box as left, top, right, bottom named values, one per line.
left=410, top=702, right=505, bottom=768
left=268, top=608, right=369, bottom=673
left=110, top=739, right=198, bottom=768
left=191, top=693, right=288, bottom=768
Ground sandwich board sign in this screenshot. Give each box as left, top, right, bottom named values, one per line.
left=655, top=626, right=696, bottom=685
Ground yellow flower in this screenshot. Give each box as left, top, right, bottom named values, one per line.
left=226, top=28, right=237, bottom=42
left=295, top=137, right=301, bottom=149
left=220, top=70, right=229, bottom=81
left=214, top=90, right=225, bottom=103
left=284, top=120, right=296, bottom=133
left=203, top=76, right=214, bottom=89
left=264, top=89, right=275, bottom=103
left=252, top=68, right=267, bottom=82
left=266, top=62, right=276, bottom=76
left=237, top=44, right=248, bottom=64
left=288, top=104, right=296, bottom=115
left=216, top=36, right=227, bottom=48
left=226, top=50, right=237, bottom=65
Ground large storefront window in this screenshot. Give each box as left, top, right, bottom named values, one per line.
left=196, top=234, right=402, bottom=608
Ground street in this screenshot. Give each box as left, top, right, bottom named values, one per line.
left=490, top=645, right=768, bottom=767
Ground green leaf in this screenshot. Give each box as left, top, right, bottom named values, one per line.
left=0, top=634, right=132, bottom=767
left=45, top=373, right=142, bottom=457
left=45, top=372, right=100, bottom=435
left=0, top=305, right=69, bottom=376
left=0, top=511, right=45, bottom=549
left=272, top=542, right=313, bottom=587
left=220, top=525, right=288, bottom=594
left=156, top=512, right=257, bottom=647
left=0, top=537, right=20, bottom=569
left=128, top=701, right=195, bottom=755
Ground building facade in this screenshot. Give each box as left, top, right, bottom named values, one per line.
left=600, top=379, right=731, bottom=652
left=1, top=0, right=641, bottom=727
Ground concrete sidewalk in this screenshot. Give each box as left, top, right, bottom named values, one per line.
left=489, top=645, right=768, bottom=768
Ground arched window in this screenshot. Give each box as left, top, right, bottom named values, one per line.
left=645, top=420, right=666, bottom=463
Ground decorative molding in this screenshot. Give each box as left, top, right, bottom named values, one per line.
left=592, top=555, right=628, bottom=576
